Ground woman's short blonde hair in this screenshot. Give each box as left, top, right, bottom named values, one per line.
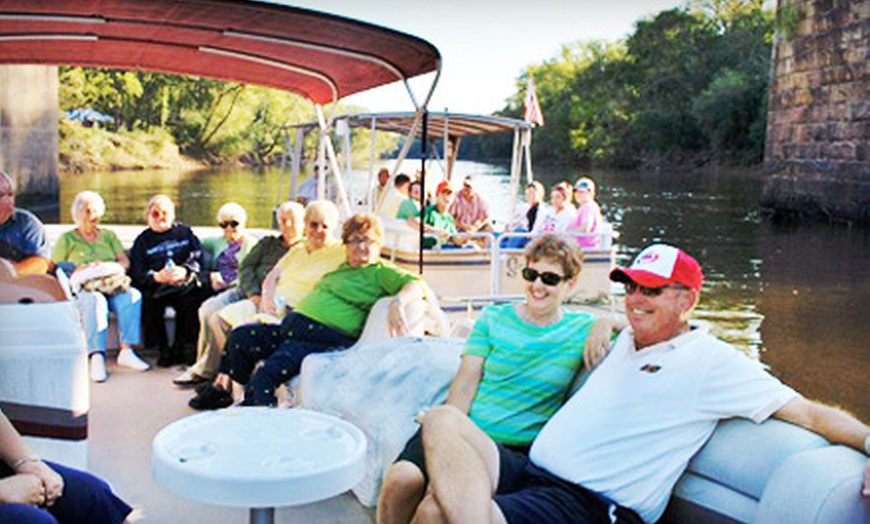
left=341, top=213, right=383, bottom=245
left=216, top=202, right=247, bottom=226
left=524, top=233, right=583, bottom=279
left=71, top=190, right=106, bottom=226
left=276, top=201, right=305, bottom=224
left=305, top=200, right=339, bottom=230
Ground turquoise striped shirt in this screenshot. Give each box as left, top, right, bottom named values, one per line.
left=466, top=303, right=596, bottom=446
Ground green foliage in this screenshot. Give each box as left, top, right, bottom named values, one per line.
left=480, top=0, right=774, bottom=168
left=58, top=67, right=380, bottom=168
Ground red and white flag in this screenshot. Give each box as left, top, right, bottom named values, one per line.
left=523, top=76, right=544, bottom=127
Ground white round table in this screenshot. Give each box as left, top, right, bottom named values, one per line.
left=152, top=407, right=366, bottom=524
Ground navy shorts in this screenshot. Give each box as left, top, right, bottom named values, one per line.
left=494, top=446, right=642, bottom=524
left=396, top=428, right=530, bottom=483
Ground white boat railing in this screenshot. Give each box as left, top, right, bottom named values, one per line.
left=380, top=222, right=615, bottom=301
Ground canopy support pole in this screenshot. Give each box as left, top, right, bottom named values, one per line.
left=315, top=104, right=353, bottom=218
left=418, top=109, right=428, bottom=274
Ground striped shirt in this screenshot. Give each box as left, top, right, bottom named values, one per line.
left=449, top=190, right=489, bottom=230
left=465, top=303, right=596, bottom=446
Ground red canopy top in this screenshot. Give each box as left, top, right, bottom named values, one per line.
left=0, top=0, right=441, bottom=105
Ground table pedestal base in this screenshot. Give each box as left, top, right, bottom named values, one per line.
left=250, top=507, right=274, bottom=524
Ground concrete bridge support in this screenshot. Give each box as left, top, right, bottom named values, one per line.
left=0, top=65, right=59, bottom=198
left=762, top=0, right=869, bottom=224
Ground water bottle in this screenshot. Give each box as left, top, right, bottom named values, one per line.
left=165, top=249, right=175, bottom=270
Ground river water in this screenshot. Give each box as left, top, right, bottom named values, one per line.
left=53, top=161, right=870, bottom=422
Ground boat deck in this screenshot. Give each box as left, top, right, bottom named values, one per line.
left=88, top=349, right=373, bottom=523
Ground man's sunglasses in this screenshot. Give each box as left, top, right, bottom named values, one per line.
left=624, top=281, right=687, bottom=297
left=220, top=220, right=240, bottom=229
left=521, top=267, right=567, bottom=286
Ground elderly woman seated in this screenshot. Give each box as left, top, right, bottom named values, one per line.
left=176, top=203, right=257, bottom=384
left=51, top=190, right=150, bottom=382
left=185, top=201, right=345, bottom=404
left=173, top=201, right=306, bottom=386
left=197, top=213, right=425, bottom=408
left=129, top=194, right=207, bottom=367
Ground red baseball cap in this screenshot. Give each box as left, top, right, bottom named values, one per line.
left=436, top=180, right=454, bottom=195
left=610, top=244, right=703, bottom=291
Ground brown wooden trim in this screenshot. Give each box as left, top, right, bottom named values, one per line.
left=0, top=401, right=87, bottom=440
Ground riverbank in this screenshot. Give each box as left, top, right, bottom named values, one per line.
left=59, top=120, right=205, bottom=174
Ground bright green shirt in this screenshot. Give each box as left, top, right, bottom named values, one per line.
left=422, top=205, right=456, bottom=248
left=465, top=303, right=596, bottom=446
left=296, top=260, right=419, bottom=338
left=396, top=198, right=420, bottom=219
left=52, top=228, right=125, bottom=265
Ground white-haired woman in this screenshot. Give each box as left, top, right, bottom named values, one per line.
left=173, top=202, right=263, bottom=385
left=52, top=191, right=150, bottom=382
left=129, top=194, right=206, bottom=367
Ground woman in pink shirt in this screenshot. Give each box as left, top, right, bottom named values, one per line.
left=569, top=177, right=604, bottom=248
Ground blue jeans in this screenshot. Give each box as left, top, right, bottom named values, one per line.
left=75, top=289, right=142, bottom=354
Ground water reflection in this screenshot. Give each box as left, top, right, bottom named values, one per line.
left=54, top=164, right=870, bottom=421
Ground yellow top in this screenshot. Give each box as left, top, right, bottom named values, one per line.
left=274, top=237, right=345, bottom=308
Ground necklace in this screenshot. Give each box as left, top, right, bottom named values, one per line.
left=516, top=303, right=563, bottom=327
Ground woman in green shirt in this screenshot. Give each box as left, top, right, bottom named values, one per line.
left=221, top=213, right=426, bottom=407
left=52, top=191, right=150, bottom=382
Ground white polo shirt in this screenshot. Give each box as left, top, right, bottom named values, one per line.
left=530, top=324, right=798, bottom=524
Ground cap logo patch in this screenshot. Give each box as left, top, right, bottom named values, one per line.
left=636, top=253, right=660, bottom=266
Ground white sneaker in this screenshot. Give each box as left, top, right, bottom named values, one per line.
left=90, top=353, right=108, bottom=383
left=117, top=348, right=151, bottom=372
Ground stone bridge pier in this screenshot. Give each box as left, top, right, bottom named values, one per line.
left=0, top=65, right=59, bottom=200
left=762, top=0, right=869, bottom=224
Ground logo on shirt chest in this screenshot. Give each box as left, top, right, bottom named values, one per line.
left=639, top=363, right=662, bottom=373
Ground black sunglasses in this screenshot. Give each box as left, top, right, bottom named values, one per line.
left=624, top=281, right=687, bottom=297
left=521, top=267, right=566, bottom=286
left=219, top=220, right=240, bottom=229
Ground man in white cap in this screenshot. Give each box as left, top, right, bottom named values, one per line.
left=401, top=243, right=870, bottom=524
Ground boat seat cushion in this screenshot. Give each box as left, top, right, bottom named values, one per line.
left=669, top=417, right=869, bottom=523
left=298, top=335, right=464, bottom=507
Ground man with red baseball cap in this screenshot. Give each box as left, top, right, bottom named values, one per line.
left=610, top=243, right=703, bottom=291
left=404, top=243, right=870, bottom=524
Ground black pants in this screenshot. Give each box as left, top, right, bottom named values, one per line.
left=223, top=312, right=356, bottom=406
left=140, top=284, right=208, bottom=356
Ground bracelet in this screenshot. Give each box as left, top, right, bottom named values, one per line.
left=863, top=433, right=870, bottom=455
left=11, top=455, right=41, bottom=470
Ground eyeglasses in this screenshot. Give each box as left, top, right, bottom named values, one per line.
left=220, top=220, right=240, bottom=229
left=624, top=281, right=688, bottom=297
left=307, top=220, right=329, bottom=230
left=346, top=237, right=377, bottom=247
left=521, top=267, right=567, bottom=286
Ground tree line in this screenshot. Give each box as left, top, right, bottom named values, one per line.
left=467, top=0, right=776, bottom=168
left=59, top=0, right=775, bottom=170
